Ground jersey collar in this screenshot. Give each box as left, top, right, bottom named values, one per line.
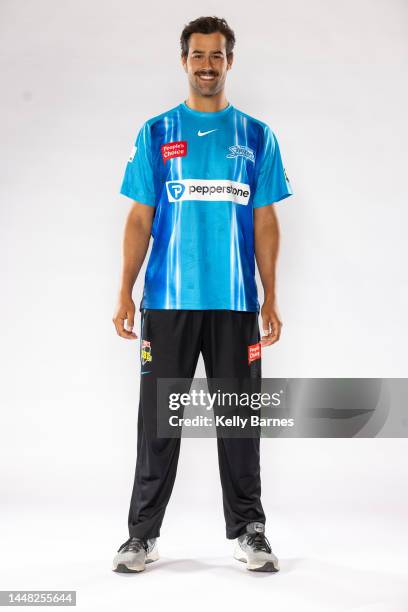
left=180, top=100, right=233, bottom=118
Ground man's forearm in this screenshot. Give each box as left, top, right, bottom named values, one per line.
left=254, top=209, right=280, bottom=302
left=113, top=203, right=154, bottom=340
left=119, top=211, right=152, bottom=297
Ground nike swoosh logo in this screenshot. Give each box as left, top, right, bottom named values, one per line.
left=197, top=129, right=218, bottom=137
left=141, top=371, right=151, bottom=375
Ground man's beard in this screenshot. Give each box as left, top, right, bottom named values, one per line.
left=192, top=72, right=222, bottom=95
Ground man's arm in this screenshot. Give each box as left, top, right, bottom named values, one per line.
left=254, top=204, right=283, bottom=346
left=112, top=202, right=155, bottom=339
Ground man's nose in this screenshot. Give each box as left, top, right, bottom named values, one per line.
left=201, top=55, right=213, bottom=71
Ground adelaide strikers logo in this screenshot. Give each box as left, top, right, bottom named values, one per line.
left=226, top=144, right=255, bottom=163
left=141, top=339, right=152, bottom=365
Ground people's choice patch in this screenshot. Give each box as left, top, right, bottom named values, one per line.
left=248, top=342, right=261, bottom=364
left=161, top=141, right=187, bottom=164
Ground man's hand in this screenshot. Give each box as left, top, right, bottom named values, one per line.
left=260, top=299, right=283, bottom=347
left=113, top=294, right=137, bottom=339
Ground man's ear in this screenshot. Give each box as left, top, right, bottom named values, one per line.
left=181, top=55, right=188, bottom=72
left=227, top=52, right=234, bottom=70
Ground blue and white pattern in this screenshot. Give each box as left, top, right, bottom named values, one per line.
left=120, top=101, right=293, bottom=312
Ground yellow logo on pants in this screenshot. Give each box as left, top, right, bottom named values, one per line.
left=141, top=339, right=152, bottom=365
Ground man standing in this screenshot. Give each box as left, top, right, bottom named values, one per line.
left=112, top=16, right=293, bottom=573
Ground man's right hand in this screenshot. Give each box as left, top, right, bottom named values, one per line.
left=113, top=295, right=137, bottom=339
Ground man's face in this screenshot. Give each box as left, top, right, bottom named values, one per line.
left=182, top=32, right=233, bottom=97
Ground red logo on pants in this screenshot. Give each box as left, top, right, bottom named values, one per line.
left=248, top=342, right=261, bottom=364
left=161, top=141, right=187, bottom=163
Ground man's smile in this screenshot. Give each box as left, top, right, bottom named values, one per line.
left=196, top=72, right=218, bottom=82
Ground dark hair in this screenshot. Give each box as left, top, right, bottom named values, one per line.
left=180, top=16, right=235, bottom=58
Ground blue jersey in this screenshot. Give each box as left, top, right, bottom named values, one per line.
left=120, top=101, right=293, bottom=312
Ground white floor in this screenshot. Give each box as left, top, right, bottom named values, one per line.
left=1, top=508, right=407, bottom=612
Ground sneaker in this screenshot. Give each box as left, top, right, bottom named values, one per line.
left=234, top=522, right=279, bottom=572
left=112, top=536, right=159, bottom=573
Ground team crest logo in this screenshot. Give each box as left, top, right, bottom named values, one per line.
left=226, top=144, right=255, bottom=163
left=141, top=339, right=152, bottom=365
left=166, top=181, right=186, bottom=201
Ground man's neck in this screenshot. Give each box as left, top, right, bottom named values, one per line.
left=184, top=91, right=229, bottom=113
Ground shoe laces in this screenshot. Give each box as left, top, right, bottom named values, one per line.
left=117, top=536, right=148, bottom=553
left=246, top=532, right=272, bottom=553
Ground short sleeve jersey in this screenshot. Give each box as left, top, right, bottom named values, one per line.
left=120, top=101, right=293, bottom=312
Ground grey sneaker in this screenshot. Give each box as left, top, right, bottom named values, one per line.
left=234, top=522, right=279, bottom=572
left=112, top=536, right=159, bottom=573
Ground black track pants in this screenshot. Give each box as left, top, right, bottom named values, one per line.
left=127, top=309, right=266, bottom=540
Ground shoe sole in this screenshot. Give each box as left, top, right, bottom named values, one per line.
left=113, top=563, right=143, bottom=573
left=112, top=554, right=159, bottom=573
left=234, top=554, right=279, bottom=573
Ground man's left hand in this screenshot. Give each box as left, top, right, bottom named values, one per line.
left=260, top=300, right=283, bottom=347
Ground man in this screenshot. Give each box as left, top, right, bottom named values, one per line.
left=112, top=15, right=293, bottom=573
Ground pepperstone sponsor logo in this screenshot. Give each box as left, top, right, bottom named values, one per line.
left=167, top=182, right=186, bottom=200
left=161, top=140, right=187, bottom=163
left=248, top=342, right=261, bottom=364
left=166, top=179, right=251, bottom=205
left=141, top=339, right=152, bottom=365
left=226, top=144, right=255, bottom=163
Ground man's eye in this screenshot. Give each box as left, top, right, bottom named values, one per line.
left=191, top=54, right=223, bottom=60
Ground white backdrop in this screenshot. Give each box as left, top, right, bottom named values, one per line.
left=1, top=0, right=408, bottom=610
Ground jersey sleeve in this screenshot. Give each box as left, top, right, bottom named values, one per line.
left=252, top=125, right=293, bottom=208
left=119, top=121, right=156, bottom=206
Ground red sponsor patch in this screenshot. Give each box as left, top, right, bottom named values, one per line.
left=161, top=140, right=187, bottom=164
left=248, top=342, right=261, bottom=364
